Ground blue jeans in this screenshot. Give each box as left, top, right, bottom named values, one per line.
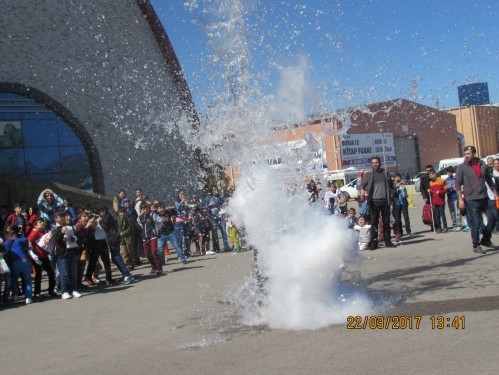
left=109, top=243, right=131, bottom=277
left=158, top=232, right=185, bottom=262
left=485, top=199, right=498, bottom=237
left=57, top=251, right=79, bottom=294
left=210, top=216, right=230, bottom=251
left=447, top=198, right=462, bottom=227
left=174, top=222, right=189, bottom=256
left=10, top=260, right=33, bottom=299
left=466, top=198, right=490, bottom=247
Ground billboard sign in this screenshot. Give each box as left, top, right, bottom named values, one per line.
left=341, top=133, right=396, bottom=170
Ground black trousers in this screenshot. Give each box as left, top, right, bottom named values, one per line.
left=369, top=199, right=392, bottom=246
left=85, top=239, right=112, bottom=283
left=33, top=257, right=56, bottom=295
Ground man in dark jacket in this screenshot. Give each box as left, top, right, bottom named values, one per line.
left=360, top=156, right=396, bottom=250
left=456, top=145, right=498, bottom=254
left=101, top=208, right=133, bottom=285
left=419, top=165, right=434, bottom=203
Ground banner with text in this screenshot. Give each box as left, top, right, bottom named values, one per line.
left=340, top=133, right=396, bottom=170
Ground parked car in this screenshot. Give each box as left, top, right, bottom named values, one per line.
left=412, top=172, right=427, bottom=193
left=339, top=178, right=360, bottom=200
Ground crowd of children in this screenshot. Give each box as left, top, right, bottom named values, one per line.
left=0, top=186, right=242, bottom=308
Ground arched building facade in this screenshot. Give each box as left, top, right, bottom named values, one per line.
left=0, top=0, right=201, bottom=198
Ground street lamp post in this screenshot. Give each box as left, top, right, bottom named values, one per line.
left=376, top=121, right=387, bottom=167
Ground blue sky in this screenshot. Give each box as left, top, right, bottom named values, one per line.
left=151, top=0, right=498, bottom=115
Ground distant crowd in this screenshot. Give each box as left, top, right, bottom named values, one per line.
left=0, top=186, right=241, bottom=308
left=310, top=149, right=499, bottom=254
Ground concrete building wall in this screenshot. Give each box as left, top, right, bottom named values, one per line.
left=0, top=0, right=201, bottom=199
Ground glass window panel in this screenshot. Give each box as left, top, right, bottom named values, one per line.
left=63, top=173, right=93, bottom=192
left=0, top=92, right=93, bottom=191
left=58, top=120, right=82, bottom=146
left=28, top=172, right=64, bottom=184
left=0, top=148, right=25, bottom=175
left=25, top=147, right=61, bottom=174
left=60, top=146, right=89, bottom=172
left=22, top=120, right=59, bottom=147
left=0, top=113, right=20, bottom=121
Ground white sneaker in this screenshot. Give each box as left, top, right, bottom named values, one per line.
left=26, top=298, right=33, bottom=304
left=206, top=250, right=216, bottom=255
left=61, top=292, right=72, bottom=300
left=72, top=291, right=82, bottom=298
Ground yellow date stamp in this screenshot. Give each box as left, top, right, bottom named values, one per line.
left=346, top=315, right=465, bottom=330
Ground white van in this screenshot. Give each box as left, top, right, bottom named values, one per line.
left=438, top=157, right=463, bottom=171
left=324, top=168, right=362, bottom=200
left=325, top=168, right=359, bottom=186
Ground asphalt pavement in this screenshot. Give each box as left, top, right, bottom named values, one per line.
left=2, top=190, right=499, bottom=375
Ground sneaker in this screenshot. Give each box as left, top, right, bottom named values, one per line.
left=385, top=241, right=397, bottom=248
left=156, top=271, right=163, bottom=276
left=473, top=245, right=487, bottom=254
left=120, top=276, right=133, bottom=285
left=48, top=291, right=60, bottom=297
left=149, top=269, right=157, bottom=275
left=26, top=298, right=33, bottom=305
left=61, top=292, right=72, bottom=300
left=206, top=250, right=216, bottom=255
left=368, top=242, right=378, bottom=251
left=442, top=228, right=449, bottom=233
left=453, top=226, right=462, bottom=232
left=72, top=291, right=82, bottom=298
left=462, top=226, right=470, bottom=232
left=181, top=259, right=187, bottom=265
left=436, top=229, right=442, bottom=234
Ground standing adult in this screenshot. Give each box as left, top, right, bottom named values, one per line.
left=37, top=188, right=64, bottom=227
left=455, top=145, right=498, bottom=254
left=360, top=156, right=396, bottom=250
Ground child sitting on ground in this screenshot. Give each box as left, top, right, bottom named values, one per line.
left=353, top=215, right=371, bottom=251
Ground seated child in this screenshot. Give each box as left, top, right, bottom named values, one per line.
left=353, top=215, right=371, bottom=251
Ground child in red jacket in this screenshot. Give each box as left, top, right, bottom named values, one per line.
left=428, top=170, right=449, bottom=233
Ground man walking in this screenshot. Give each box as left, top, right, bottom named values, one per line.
left=360, top=156, right=396, bottom=250
left=455, top=145, right=498, bottom=254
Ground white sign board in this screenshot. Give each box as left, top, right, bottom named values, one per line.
left=340, top=133, right=396, bottom=170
